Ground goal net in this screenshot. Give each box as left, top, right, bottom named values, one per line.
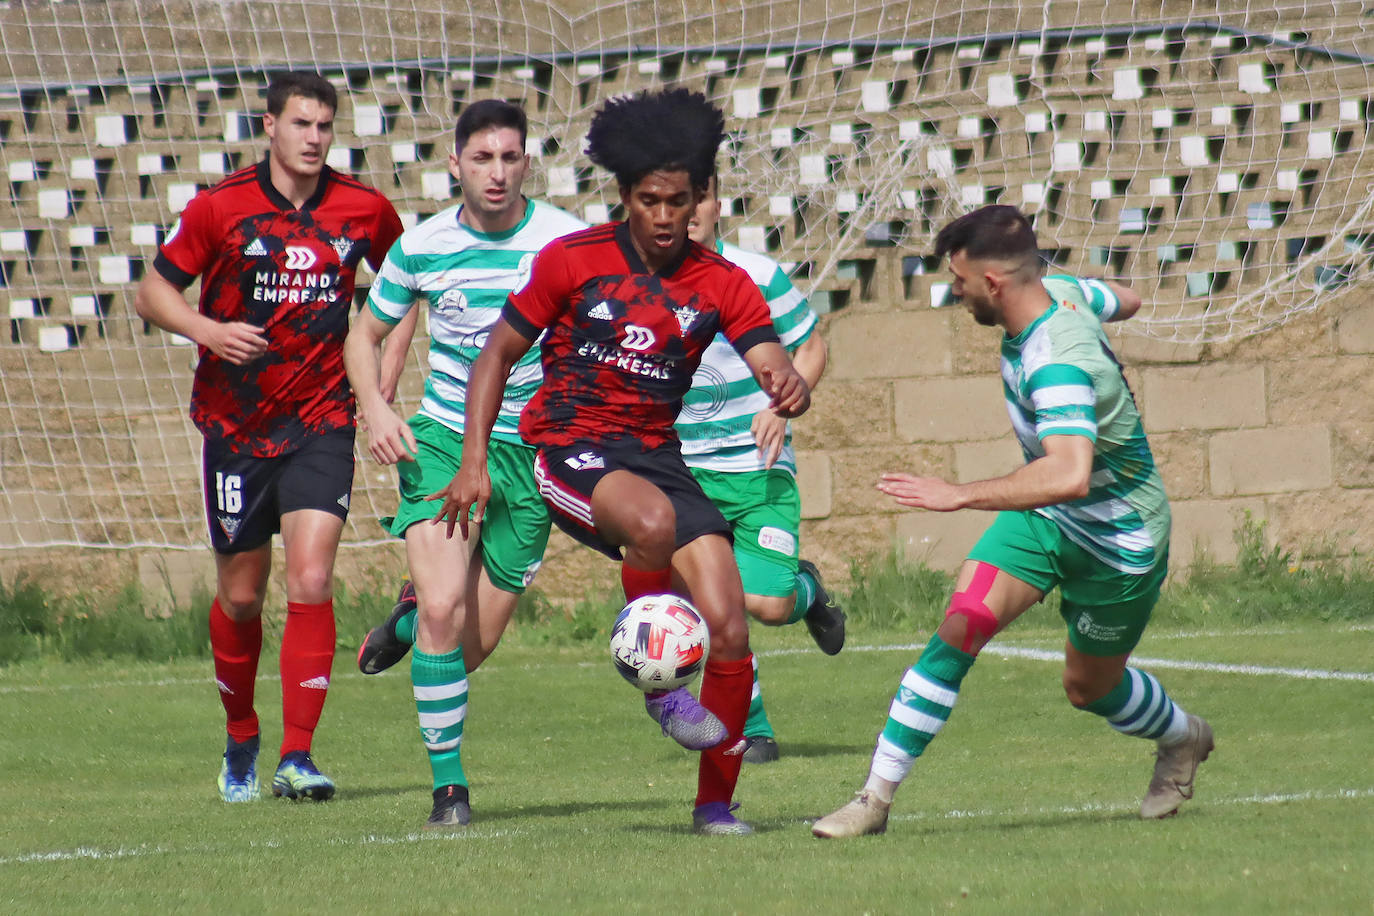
left=1, top=1, right=1371, bottom=553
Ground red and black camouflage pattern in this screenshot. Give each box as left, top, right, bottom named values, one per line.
left=154, top=158, right=402, bottom=457
left=504, top=221, right=778, bottom=451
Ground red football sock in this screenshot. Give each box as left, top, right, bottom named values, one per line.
left=695, top=654, right=753, bottom=807
left=209, top=597, right=262, bottom=742
left=621, top=563, right=672, bottom=602
left=279, top=599, right=336, bottom=757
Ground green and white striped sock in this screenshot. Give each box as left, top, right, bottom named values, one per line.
left=411, top=646, right=468, bottom=790
left=871, top=634, right=975, bottom=785
left=1081, top=667, right=1189, bottom=743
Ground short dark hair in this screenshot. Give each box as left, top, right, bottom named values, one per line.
left=934, top=205, right=1039, bottom=267
left=584, top=89, right=725, bottom=191
left=455, top=99, right=528, bottom=152
left=265, top=71, right=338, bottom=116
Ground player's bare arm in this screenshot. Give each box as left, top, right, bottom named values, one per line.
left=343, top=308, right=417, bottom=466
left=377, top=306, right=420, bottom=404
left=742, top=341, right=810, bottom=419
left=878, top=434, right=1093, bottom=512
left=751, top=332, right=827, bottom=467
left=1101, top=279, right=1143, bottom=320
left=429, top=317, right=535, bottom=537
left=134, top=270, right=267, bottom=365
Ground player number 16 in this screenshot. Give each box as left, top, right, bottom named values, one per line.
left=215, top=472, right=243, bottom=514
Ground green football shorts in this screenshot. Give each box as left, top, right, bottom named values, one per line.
left=690, top=466, right=801, bottom=598
left=967, top=510, right=1168, bottom=656
left=384, top=415, right=550, bottom=593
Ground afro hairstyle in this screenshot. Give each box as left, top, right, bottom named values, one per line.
left=584, top=88, right=726, bottom=191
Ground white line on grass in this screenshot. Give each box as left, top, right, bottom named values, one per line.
left=3, top=632, right=1372, bottom=694
left=5, top=787, right=1370, bottom=866
left=0, top=825, right=519, bottom=867
left=887, top=786, right=1374, bottom=825
left=754, top=642, right=1374, bottom=683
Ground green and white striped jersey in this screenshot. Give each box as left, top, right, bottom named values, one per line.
left=365, top=199, right=584, bottom=444
left=1002, top=274, right=1170, bottom=573
left=677, top=240, right=818, bottom=475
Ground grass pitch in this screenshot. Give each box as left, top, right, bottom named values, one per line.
left=2, top=618, right=1371, bottom=914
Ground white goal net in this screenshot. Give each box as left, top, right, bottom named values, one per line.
left=1, top=0, right=1371, bottom=552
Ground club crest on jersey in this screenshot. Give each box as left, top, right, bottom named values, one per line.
left=673, top=305, right=699, bottom=334
left=217, top=515, right=242, bottom=541
left=434, top=288, right=468, bottom=316
left=622, top=324, right=655, bottom=351
left=588, top=300, right=615, bottom=320
left=243, top=238, right=269, bottom=257
left=331, top=236, right=353, bottom=262
left=564, top=450, right=605, bottom=471
left=284, top=246, right=317, bottom=270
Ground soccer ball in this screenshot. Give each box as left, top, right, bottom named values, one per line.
left=610, top=593, right=709, bottom=692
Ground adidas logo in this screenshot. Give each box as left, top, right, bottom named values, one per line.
left=588, top=300, right=614, bottom=320
left=243, top=238, right=268, bottom=257
left=299, top=676, right=330, bottom=690
left=336, top=493, right=350, bottom=510
left=215, top=678, right=234, bottom=695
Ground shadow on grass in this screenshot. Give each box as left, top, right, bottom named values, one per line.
left=334, top=783, right=421, bottom=801
left=479, top=797, right=669, bottom=822
left=769, top=740, right=868, bottom=759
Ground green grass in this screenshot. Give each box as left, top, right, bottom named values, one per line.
left=1, top=618, right=1371, bottom=913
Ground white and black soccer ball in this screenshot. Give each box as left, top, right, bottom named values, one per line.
left=610, top=593, right=709, bottom=692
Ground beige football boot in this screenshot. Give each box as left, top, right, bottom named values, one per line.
left=1140, top=714, right=1214, bottom=819
left=811, top=790, right=891, bottom=838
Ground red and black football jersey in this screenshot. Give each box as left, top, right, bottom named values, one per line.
left=504, top=221, right=778, bottom=450
left=154, top=157, right=402, bottom=456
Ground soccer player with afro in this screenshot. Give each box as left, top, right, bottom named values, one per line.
left=432, top=88, right=811, bottom=835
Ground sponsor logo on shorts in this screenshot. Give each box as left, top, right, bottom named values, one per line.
left=217, top=515, right=242, bottom=541
left=1075, top=612, right=1128, bottom=643
left=216, top=678, right=234, bottom=695
left=337, top=493, right=350, bottom=510
left=299, top=676, right=330, bottom=690
left=757, top=526, right=797, bottom=557
left=243, top=238, right=268, bottom=257
left=522, top=560, right=542, bottom=588
left=621, top=324, right=655, bottom=351
left=564, top=450, right=604, bottom=471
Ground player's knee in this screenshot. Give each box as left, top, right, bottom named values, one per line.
left=940, top=591, right=999, bottom=655
left=744, top=593, right=792, bottom=625
left=703, top=605, right=750, bottom=656
left=620, top=500, right=676, bottom=554
left=1062, top=668, right=1112, bottom=708
left=219, top=590, right=264, bottom=620
left=286, top=566, right=334, bottom=604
